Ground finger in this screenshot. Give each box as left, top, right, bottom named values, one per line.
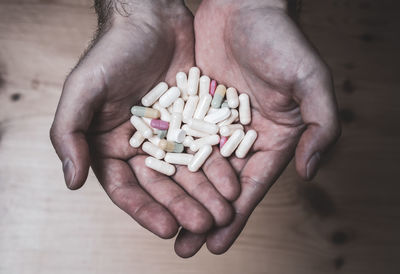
left=202, top=147, right=241, bottom=201
left=129, top=156, right=213, bottom=234
left=174, top=228, right=206, bottom=258
left=50, top=71, right=104, bottom=190
left=206, top=150, right=292, bottom=254
left=91, top=157, right=179, bottom=239
left=294, top=68, right=341, bottom=180
left=173, top=165, right=234, bottom=227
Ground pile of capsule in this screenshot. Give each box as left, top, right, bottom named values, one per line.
left=129, top=67, right=257, bottom=176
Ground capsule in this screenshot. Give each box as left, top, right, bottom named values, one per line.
left=159, top=87, right=180, bottom=108
left=239, top=93, right=251, bottom=125
left=219, top=136, right=228, bottom=149
left=193, top=94, right=212, bottom=119
left=199, top=75, right=211, bottom=97
left=209, top=79, right=217, bottom=96
left=148, top=136, right=161, bottom=146
left=235, top=130, right=257, bottom=158
left=167, top=113, right=182, bottom=141
left=142, top=117, right=158, bottom=134
left=182, top=95, right=199, bottom=123
left=188, top=119, right=219, bottom=135
left=142, top=141, right=166, bottom=160
left=204, top=107, right=231, bottom=124
left=173, top=98, right=185, bottom=113
left=152, top=102, right=171, bottom=122
left=145, top=157, right=175, bottom=176
left=169, top=129, right=186, bottom=143
left=131, top=106, right=160, bottom=119
left=218, top=109, right=239, bottom=126
left=164, top=153, right=194, bottom=165
left=221, top=100, right=229, bottom=108
left=129, top=131, right=145, bottom=148
left=159, top=139, right=184, bottom=153
left=220, top=124, right=244, bottom=136
left=182, top=125, right=209, bottom=138
left=188, top=145, right=213, bottom=172
left=187, top=67, right=200, bottom=95
left=190, top=135, right=220, bottom=152
left=141, top=82, right=168, bottom=107
left=183, top=135, right=194, bottom=147
left=211, top=84, right=226, bottom=108
left=130, top=116, right=153, bottom=138
left=156, top=129, right=167, bottom=139
left=226, top=87, right=239, bottom=108
left=220, top=129, right=245, bottom=157
left=176, top=72, right=189, bottom=101
left=150, top=119, right=169, bottom=130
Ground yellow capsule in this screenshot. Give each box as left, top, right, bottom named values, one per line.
left=211, top=84, right=226, bottom=108
left=131, top=106, right=160, bottom=119
left=158, top=139, right=184, bottom=153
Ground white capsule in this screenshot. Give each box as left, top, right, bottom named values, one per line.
left=141, top=82, right=168, bottom=107
left=167, top=113, right=182, bottom=141
left=187, top=67, right=200, bottom=95
left=235, top=130, right=258, bottom=158
left=182, top=95, right=199, bottom=123
left=226, top=87, right=239, bottom=108
left=145, top=157, right=175, bottom=176
left=204, top=107, right=231, bottom=124
left=218, top=109, right=239, bottom=127
left=193, top=94, right=212, bottom=120
left=183, top=135, right=194, bottom=147
left=159, top=86, right=180, bottom=108
left=129, top=131, right=145, bottom=148
left=207, top=107, right=219, bottom=115
left=148, top=136, right=161, bottom=146
left=190, top=135, right=220, bottom=152
left=220, top=124, right=244, bottom=136
left=199, top=75, right=211, bottom=97
left=173, top=98, right=185, bottom=113
left=130, top=116, right=153, bottom=138
left=182, top=125, right=209, bottom=138
left=220, top=129, right=245, bottom=157
left=152, top=102, right=171, bottom=122
left=142, top=141, right=166, bottom=160
left=188, top=145, right=213, bottom=172
left=176, top=72, right=189, bottom=101
left=142, top=117, right=157, bottom=134
left=239, top=93, right=251, bottom=125
left=164, top=153, right=194, bottom=165
left=188, top=119, right=219, bottom=135
left=169, top=129, right=186, bottom=143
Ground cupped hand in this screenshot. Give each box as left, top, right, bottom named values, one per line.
left=50, top=1, right=233, bottom=239
left=174, top=0, right=341, bottom=256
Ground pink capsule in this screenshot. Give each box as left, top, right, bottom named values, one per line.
left=150, top=119, right=169, bottom=130
left=219, top=136, right=228, bottom=148
left=209, top=79, right=217, bottom=96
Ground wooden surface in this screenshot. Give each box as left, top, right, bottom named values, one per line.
left=1, top=0, right=399, bottom=273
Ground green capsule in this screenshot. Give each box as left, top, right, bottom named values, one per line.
left=158, top=139, right=184, bottom=153
left=211, top=84, right=226, bottom=108
left=157, top=129, right=168, bottom=139
left=131, top=106, right=160, bottom=119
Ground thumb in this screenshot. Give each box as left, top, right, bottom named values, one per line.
left=294, top=67, right=341, bottom=180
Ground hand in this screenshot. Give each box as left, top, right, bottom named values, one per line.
left=174, top=0, right=341, bottom=256
left=50, top=0, right=233, bottom=239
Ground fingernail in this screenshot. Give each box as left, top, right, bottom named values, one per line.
left=306, top=152, right=320, bottom=180
left=63, top=158, right=75, bottom=189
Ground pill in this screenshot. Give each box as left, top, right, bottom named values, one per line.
left=142, top=141, right=166, bottom=160
left=145, top=156, right=175, bottom=176
left=221, top=100, right=229, bottom=108
left=173, top=98, right=185, bottom=113
left=142, top=117, right=158, bottom=134
left=131, top=106, right=160, bottom=119
left=220, top=124, right=244, bottom=136
left=183, top=135, right=194, bottom=147
left=219, top=136, right=228, bottom=149
left=164, top=153, right=194, bottom=165
left=235, top=130, right=258, bottom=158
left=167, top=112, right=182, bottom=141
left=220, top=129, right=245, bottom=157
left=141, top=82, right=168, bottom=107
left=182, top=95, right=199, bottom=123
left=218, top=109, right=239, bottom=126
left=188, top=145, right=213, bottom=172
left=226, top=87, right=239, bottom=108
left=193, top=94, right=212, bottom=119
left=151, top=119, right=169, bottom=130
left=156, top=129, right=167, bottom=139
left=152, top=102, right=171, bottom=122
left=188, top=119, right=219, bottom=135
left=129, top=131, right=145, bottom=148
left=190, top=135, right=220, bottom=152
left=209, top=79, right=217, bottom=96
left=204, top=107, right=231, bottom=124
left=148, top=136, right=161, bottom=146
left=187, top=67, right=200, bottom=95
left=207, top=107, right=219, bottom=115
left=211, top=84, right=226, bottom=108
left=169, top=129, right=186, bottom=143
left=239, top=93, right=251, bottom=125
left=176, top=72, right=189, bottom=101
left=182, top=125, right=209, bottom=138
left=159, top=86, right=180, bottom=108
left=159, top=139, right=184, bottom=153
left=199, top=75, right=211, bottom=97
left=130, top=116, right=153, bottom=138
